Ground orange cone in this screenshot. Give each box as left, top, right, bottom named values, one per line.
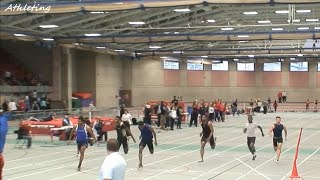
left=289, top=161, right=300, bottom=179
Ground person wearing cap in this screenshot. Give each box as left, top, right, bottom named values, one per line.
left=243, top=115, right=264, bottom=160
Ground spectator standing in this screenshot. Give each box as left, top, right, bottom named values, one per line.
left=277, top=91, right=282, bottom=103
left=306, top=99, right=310, bottom=111
left=315, top=100, right=318, bottom=112
left=282, top=91, right=287, bottom=103
left=273, top=100, right=278, bottom=113
left=8, top=99, right=17, bottom=111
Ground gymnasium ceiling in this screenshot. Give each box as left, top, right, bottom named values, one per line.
left=1, top=0, right=320, bottom=61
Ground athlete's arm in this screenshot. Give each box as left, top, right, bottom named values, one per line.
left=283, top=125, right=288, bottom=140
left=208, top=122, right=214, bottom=142
left=269, top=125, right=274, bottom=136
left=87, top=126, right=97, bottom=142
left=243, top=128, right=247, bottom=134
left=149, top=126, right=157, bottom=146
left=67, top=125, right=77, bottom=145
left=258, top=125, right=264, bottom=137
left=125, top=127, right=136, bottom=143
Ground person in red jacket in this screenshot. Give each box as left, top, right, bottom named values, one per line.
left=277, top=91, right=282, bottom=103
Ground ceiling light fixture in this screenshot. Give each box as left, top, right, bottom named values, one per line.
left=174, top=8, right=191, bottom=12
left=96, top=46, right=106, bottom=49
left=297, top=54, right=303, bottom=57
left=306, top=18, right=319, bottom=22
left=149, top=46, right=161, bottom=49
left=297, top=27, right=309, bottom=30
left=233, top=58, right=239, bottom=61
left=287, top=19, right=301, bottom=23
left=115, top=49, right=125, bottom=52
left=90, top=11, right=107, bottom=14
left=248, top=55, right=255, bottom=58
left=243, top=11, right=258, bottom=15
left=173, top=51, right=184, bottom=54
left=128, top=21, right=145, bottom=25
left=221, top=27, right=233, bottom=31
left=201, top=56, right=208, bottom=58
left=43, top=38, right=54, bottom=41
left=275, top=10, right=289, bottom=14
left=39, top=25, right=58, bottom=28
left=257, top=20, right=271, bottom=24
left=238, top=41, right=249, bottom=43
left=207, top=19, right=216, bottom=23
left=174, top=32, right=180, bottom=34
left=296, top=10, right=311, bottom=13
left=315, top=27, right=320, bottom=30
left=14, top=33, right=26, bottom=37
left=272, top=28, right=284, bottom=31
left=84, top=33, right=101, bottom=37
left=237, top=35, right=249, bottom=38
left=290, top=58, right=296, bottom=60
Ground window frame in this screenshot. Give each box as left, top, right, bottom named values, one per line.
left=289, top=62, right=309, bottom=72
left=211, top=61, right=229, bottom=71
left=236, top=62, right=255, bottom=71
left=163, top=61, right=180, bottom=70
left=187, top=62, right=204, bottom=71
left=263, top=62, right=282, bottom=72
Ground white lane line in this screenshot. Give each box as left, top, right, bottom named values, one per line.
left=54, top=117, right=305, bottom=180
left=236, top=158, right=272, bottom=180
left=235, top=129, right=320, bottom=180
left=279, top=146, right=320, bottom=180
left=191, top=122, right=315, bottom=180
left=5, top=125, right=197, bottom=163
left=7, top=128, right=243, bottom=180
left=4, top=127, right=206, bottom=171
left=48, top=131, right=244, bottom=180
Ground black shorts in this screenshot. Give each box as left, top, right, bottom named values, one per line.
left=247, top=137, right=256, bottom=146
left=201, top=135, right=215, bottom=148
left=118, top=138, right=128, bottom=149
left=139, top=140, right=154, bottom=151
left=273, top=137, right=283, bottom=147
left=77, top=141, right=88, bottom=150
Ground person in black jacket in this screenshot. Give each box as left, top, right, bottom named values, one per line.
left=16, top=125, right=32, bottom=148
left=159, top=101, right=166, bottom=130
left=176, top=106, right=183, bottom=129
left=190, top=104, right=199, bottom=127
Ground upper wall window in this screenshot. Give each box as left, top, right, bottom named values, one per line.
left=163, top=61, right=179, bottom=70
left=263, top=62, right=281, bottom=71
left=212, top=61, right=228, bottom=71
left=290, top=62, right=308, bottom=72
left=318, top=62, right=320, bottom=71
left=237, top=63, right=254, bottom=71
left=187, top=63, right=204, bottom=70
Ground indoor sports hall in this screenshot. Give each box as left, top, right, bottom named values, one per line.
left=0, top=0, right=320, bottom=180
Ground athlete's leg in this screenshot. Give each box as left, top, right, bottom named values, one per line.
left=123, top=140, right=129, bottom=154
left=147, top=141, right=154, bottom=154
left=276, top=143, right=283, bottom=161
left=0, top=153, right=4, bottom=179
left=138, top=141, right=146, bottom=168
left=199, top=140, right=207, bottom=162
left=78, top=144, right=87, bottom=171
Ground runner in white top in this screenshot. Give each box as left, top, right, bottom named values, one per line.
left=243, top=115, right=264, bottom=160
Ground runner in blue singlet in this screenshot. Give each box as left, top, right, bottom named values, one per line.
left=269, top=116, right=287, bottom=162
left=68, top=116, right=96, bottom=171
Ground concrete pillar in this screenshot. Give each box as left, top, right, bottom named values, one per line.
left=256, top=61, right=263, bottom=87
left=309, top=59, right=317, bottom=89
left=51, top=46, right=62, bottom=100
left=229, top=61, right=237, bottom=87
left=282, top=62, right=289, bottom=87
left=61, top=48, right=73, bottom=109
